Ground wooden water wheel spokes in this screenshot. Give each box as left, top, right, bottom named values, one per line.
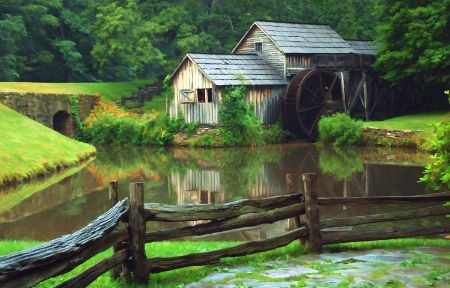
left=284, top=67, right=342, bottom=139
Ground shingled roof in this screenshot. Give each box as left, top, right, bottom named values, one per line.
left=232, top=21, right=356, bottom=54
left=347, top=40, right=377, bottom=55
left=173, top=53, right=288, bottom=86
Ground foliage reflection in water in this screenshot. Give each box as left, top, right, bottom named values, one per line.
left=0, top=144, right=443, bottom=241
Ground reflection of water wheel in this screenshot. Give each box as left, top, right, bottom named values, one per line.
left=283, top=67, right=342, bottom=140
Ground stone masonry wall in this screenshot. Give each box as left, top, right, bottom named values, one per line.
left=362, top=127, right=421, bottom=148
left=0, top=92, right=97, bottom=138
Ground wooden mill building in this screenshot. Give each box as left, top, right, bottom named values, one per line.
left=169, top=20, right=390, bottom=138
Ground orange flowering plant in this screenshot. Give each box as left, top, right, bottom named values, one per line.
left=80, top=96, right=186, bottom=145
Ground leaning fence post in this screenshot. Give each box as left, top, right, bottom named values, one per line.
left=129, top=182, right=148, bottom=285
left=303, top=173, right=322, bottom=253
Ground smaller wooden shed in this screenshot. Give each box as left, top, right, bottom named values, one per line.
left=168, top=53, right=287, bottom=125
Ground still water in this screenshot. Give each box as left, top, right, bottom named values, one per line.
left=0, top=144, right=445, bottom=241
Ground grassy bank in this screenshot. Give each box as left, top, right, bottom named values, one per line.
left=363, top=110, right=449, bottom=149
left=0, top=238, right=448, bottom=287
left=0, top=104, right=96, bottom=187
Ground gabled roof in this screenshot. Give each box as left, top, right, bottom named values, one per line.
left=347, top=40, right=377, bottom=55
left=172, top=53, right=287, bottom=86
left=232, top=21, right=356, bottom=54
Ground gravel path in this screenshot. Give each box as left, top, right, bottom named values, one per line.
left=185, top=246, right=450, bottom=287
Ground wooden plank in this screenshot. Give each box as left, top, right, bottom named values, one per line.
left=303, top=173, right=322, bottom=253
left=145, top=203, right=305, bottom=242
left=322, top=226, right=450, bottom=245
left=321, top=205, right=450, bottom=228
left=129, top=183, right=148, bottom=285
left=55, top=249, right=130, bottom=288
left=0, top=199, right=128, bottom=288
left=318, top=192, right=450, bottom=205
left=147, top=227, right=308, bottom=273
left=363, top=72, right=369, bottom=120
left=143, top=193, right=304, bottom=221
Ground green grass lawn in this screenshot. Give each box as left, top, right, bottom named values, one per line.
left=363, top=110, right=449, bottom=149
left=364, top=111, right=449, bottom=134
left=0, top=79, right=162, bottom=105
left=0, top=104, right=96, bottom=187
left=0, top=238, right=448, bottom=287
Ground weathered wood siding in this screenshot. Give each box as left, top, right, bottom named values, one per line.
left=286, top=55, right=312, bottom=72
left=234, top=26, right=285, bottom=78
left=170, top=60, right=220, bottom=124
left=244, top=86, right=284, bottom=124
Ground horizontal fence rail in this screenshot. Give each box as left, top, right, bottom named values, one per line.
left=0, top=173, right=449, bottom=287
left=0, top=199, right=128, bottom=288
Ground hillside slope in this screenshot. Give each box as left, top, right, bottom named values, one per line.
left=0, top=103, right=96, bottom=187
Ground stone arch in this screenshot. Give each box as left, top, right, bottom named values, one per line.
left=53, top=110, right=73, bottom=137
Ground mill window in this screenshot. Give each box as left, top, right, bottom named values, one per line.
left=197, top=88, right=213, bottom=103
left=255, top=42, right=263, bottom=52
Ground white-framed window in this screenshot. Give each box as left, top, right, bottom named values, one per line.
left=255, top=42, right=263, bottom=52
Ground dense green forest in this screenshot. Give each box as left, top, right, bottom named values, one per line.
left=1, top=0, right=377, bottom=82
left=1, top=0, right=448, bottom=87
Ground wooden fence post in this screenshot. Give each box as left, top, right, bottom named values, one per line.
left=129, top=182, right=148, bottom=285
left=303, top=173, right=322, bottom=253
left=109, top=180, right=124, bottom=280
left=286, top=174, right=303, bottom=242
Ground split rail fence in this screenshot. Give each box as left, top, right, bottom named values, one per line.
left=0, top=173, right=449, bottom=287
left=115, top=85, right=162, bottom=109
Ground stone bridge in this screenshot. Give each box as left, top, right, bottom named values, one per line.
left=0, top=92, right=98, bottom=138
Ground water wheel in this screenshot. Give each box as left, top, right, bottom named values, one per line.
left=283, top=67, right=342, bottom=140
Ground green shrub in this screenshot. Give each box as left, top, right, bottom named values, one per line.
left=220, top=85, right=286, bottom=146
left=263, top=121, right=289, bottom=144
left=420, top=90, right=450, bottom=191
left=318, top=112, right=363, bottom=147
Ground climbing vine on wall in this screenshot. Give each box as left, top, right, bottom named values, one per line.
left=68, top=95, right=83, bottom=140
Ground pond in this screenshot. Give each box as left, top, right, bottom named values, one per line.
left=0, top=144, right=446, bottom=242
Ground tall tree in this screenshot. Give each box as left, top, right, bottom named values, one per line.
left=86, top=0, right=165, bottom=80
left=0, top=14, right=27, bottom=81
left=374, top=0, right=450, bottom=85
left=0, top=0, right=62, bottom=81
left=56, top=0, right=96, bottom=81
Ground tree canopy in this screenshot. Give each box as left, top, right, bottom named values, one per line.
left=374, top=0, right=450, bottom=85
left=0, top=0, right=377, bottom=82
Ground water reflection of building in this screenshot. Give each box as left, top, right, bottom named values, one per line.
left=170, top=169, right=224, bottom=205
left=248, top=164, right=284, bottom=199
left=169, top=165, right=293, bottom=240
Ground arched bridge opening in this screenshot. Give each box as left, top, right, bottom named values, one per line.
left=53, top=110, right=72, bottom=137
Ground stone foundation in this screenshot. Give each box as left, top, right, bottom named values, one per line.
left=362, top=127, right=422, bottom=148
